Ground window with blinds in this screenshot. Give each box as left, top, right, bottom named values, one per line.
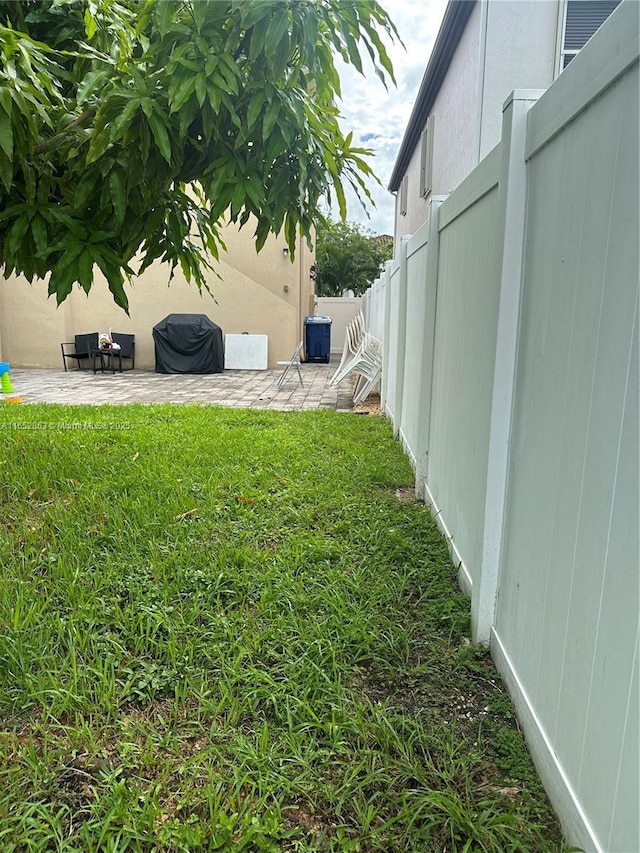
left=561, top=0, right=621, bottom=69
left=399, top=175, right=408, bottom=217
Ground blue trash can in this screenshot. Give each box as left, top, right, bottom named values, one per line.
left=303, top=315, right=332, bottom=363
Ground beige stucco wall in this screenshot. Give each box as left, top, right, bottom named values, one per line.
left=0, top=222, right=315, bottom=369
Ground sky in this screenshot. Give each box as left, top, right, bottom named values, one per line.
left=332, top=0, right=449, bottom=236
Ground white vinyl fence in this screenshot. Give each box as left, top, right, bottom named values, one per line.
left=364, top=5, right=638, bottom=852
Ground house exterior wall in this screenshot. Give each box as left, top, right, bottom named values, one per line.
left=394, top=0, right=560, bottom=245
left=394, top=0, right=484, bottom=243
left=430, top=0, right=484, bottom=197
left=0, top=276, right=69, bottom=368
left=0, top=223, right=314, bottom=370
left=479, top=0, right=558, bottom=157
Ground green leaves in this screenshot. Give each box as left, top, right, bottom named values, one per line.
left=265, top=9, right=291, bottom=76
left=0, top=105, right=13, bottom=161
left=154, top=0, right=177, bottom=39
left=315, top=219, right=393, bottom=297
left=0, top=0, right=399, bottom=308
left=0, top=101, right=13, bottom=191
left=76, top=69, right=112, bottom=107
left=147, top=105, right=171, bottom=164
left=86, top=115, right=111, bottom=164
left=109, top=168, right=126, bottom=226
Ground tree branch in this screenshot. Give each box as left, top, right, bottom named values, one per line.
left=34, top=109, right=96, bottom=155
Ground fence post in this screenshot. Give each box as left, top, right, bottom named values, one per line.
left=361, top=288, right=370, bottom=332
left=472, top=90, right=544, bottom=645
left=380, top=261, right=392, bottom=413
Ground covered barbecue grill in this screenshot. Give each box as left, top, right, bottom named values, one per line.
left=152, top=314, right=224, bottom=374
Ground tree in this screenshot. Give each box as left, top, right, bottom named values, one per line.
left=0, top=0, right=397, bottom=310
left=314, top=219, right=392, bottom=297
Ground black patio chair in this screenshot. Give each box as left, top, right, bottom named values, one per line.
left=95, top=333, right=135, bottom=373
left=60, top=333, right=99, bottom=372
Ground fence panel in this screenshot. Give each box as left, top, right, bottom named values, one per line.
left=424, top=150, right=502, bottom=591
left=493, top=9, right=639, bottom=851
left=398, top=221, right=430, bottom=465
left=365, top=274, right=386, bottom=344
left=382, top=259, right=402, bottom=425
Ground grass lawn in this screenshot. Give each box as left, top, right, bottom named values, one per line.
left=0, top=404, right=570, bottom=852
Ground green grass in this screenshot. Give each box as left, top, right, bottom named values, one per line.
left=0, top=404, right=573, bottom=852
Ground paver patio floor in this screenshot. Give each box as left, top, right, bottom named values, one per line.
left=6, top=361, right=354, bottom=411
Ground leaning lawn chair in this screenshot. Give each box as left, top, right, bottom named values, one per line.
left=329, top=311, right=365, bottom=387
left=352, top=333, right=383, bottom=405
left=277, top=342, right=304, bottom=388
left=60, top=332, right=99, bottom=371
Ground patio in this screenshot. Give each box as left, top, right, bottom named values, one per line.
left=6, top=360, right=354, bottom=411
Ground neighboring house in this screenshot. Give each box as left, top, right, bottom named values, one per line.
left=0, top=222, right=315, bottom=369
left=369, top=234, right=393, bottom=251
left=389, top=0, right=621, bottom=244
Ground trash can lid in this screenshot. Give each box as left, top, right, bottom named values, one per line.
left=304, top=315, right=332, bottom=324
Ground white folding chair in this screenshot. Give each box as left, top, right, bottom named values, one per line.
left=277, top=341, right=304, bottom=388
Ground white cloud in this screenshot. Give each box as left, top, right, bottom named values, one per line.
left=330, top=0, right=448, bottom=235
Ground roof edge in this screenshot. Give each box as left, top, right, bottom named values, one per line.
left=388, top=0, right=476, bottom=192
